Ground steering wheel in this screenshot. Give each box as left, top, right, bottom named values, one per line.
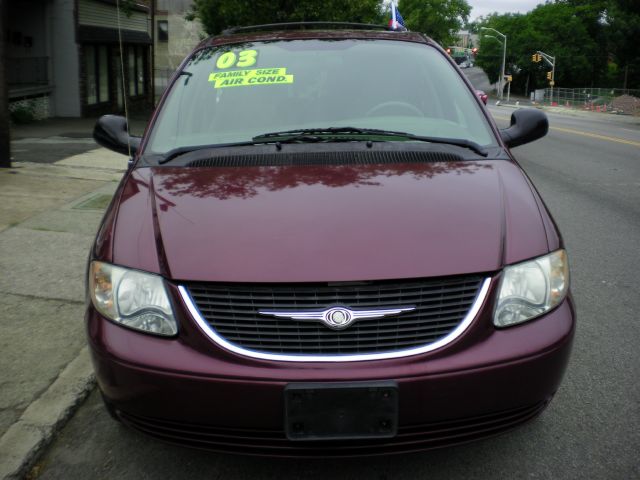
left=365, top=101, right=423, bottom=117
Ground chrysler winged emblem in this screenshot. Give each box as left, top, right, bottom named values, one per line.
left=258, top=305, right=415, bottom=330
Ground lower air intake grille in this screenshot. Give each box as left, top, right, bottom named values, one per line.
left=184, top=275, right=484, bottom=356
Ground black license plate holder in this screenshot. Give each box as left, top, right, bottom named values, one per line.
left=284, top=381, right=398, bottom=441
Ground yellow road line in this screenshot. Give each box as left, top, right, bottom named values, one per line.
left=491, top=115, right=640, bottom=147
left=551, top=126, right=640, bottom=147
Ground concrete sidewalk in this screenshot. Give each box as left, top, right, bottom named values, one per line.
left=0, top=119, right=133, bottom=479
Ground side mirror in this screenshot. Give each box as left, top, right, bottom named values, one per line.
left=93, top=115, right=142, bottom=156
left=500, top=109, right=548, bottom=148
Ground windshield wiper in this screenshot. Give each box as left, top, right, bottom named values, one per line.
left=158, top=129, right=361, bottom=164
left=157, top=141, right=260, bottom=164
left=157, top=127, right=489, bottom=164
left=252, top=127, right=489, bottom=157
left=253, top=127, right=371, bottom=138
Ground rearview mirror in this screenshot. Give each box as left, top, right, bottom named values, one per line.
left=93, top=115, right=142, bottom=156
left=500, top=109, right=548, bottom=148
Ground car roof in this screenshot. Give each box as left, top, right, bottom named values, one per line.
left=195, top=23, right=433, bottom=51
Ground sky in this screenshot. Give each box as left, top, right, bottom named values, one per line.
left=467, top=0, right=542, bottom=20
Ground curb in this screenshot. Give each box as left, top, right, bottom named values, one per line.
left=0, top=347, right=95, bottom=480
left=493, top=103, right=535, bottom=110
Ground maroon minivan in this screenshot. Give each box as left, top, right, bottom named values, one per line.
left=88, top=23, right=574, bottom=456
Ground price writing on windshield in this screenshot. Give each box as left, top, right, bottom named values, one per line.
left=216, top=50, right=258, bottom=69
left=208, top=68, right=294, bottom=88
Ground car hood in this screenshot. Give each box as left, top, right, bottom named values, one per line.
left=110, top=160, right=550, bottom=282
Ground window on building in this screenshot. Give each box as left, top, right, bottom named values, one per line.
left=86, top=47, right=96, bottom=105
left=86, top=45, right=109, bottom=105
left=137, top=47, right=146, bottom=95
left=98, top=47, right=109, bottom=103
left=128, top=48, right=136, bottom=96
left=128, top=46, right=147, bottom=97
left=158, top=20, right=168, bottom=42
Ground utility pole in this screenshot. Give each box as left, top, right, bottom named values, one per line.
left=0, top=0, right=11, bottom=168
left=151, top=0, right=156, bottom=106
left=535, top=50, right=556, bottom=105
left=481, top=27, right=507, bottom=101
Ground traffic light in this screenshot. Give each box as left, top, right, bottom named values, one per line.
left=547, top=71, right=552, bottom=80
left=532, top=53, right=541, bottom=62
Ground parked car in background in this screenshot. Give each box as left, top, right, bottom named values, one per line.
left=89, top=22, right=573, bottom=457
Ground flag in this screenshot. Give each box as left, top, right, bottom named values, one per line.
left=389, top=2, right=406, bottom=31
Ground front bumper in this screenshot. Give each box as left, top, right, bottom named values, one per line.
left=87, top=284, right=575, bottom=456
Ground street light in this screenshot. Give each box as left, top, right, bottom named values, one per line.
left=482, top=35, right=505, bottom=98
left=480, top=27, right=507, bottom=101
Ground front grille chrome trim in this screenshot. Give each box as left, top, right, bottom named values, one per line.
left=178, top=278, right=491, bottom=362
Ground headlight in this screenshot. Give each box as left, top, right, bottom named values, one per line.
left=89, top=261, right=178, bottom=336
left=494, top=249, right=569, bottom=327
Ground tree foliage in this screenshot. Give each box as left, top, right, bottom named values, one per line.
left=605, top=0, right=640, bottom=87
left=186, top=0, right=638, bottom=90
left=475, top=0, right=640, bottom=93
left=189, top=0, right=471, bottom=46
left=189, top=0, right=385, bottom=36
left=119, top=0, right=138, bottom=17
left=398, top=0, right=471, bottom=46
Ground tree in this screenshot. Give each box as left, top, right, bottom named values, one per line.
left=475, top=3, right=606, bottom=94
left=398, top=0, right=471, bottom=46
left=474, top=0, right=640, bottom=94
left=605, top=0, right=640, bottom=88
left=120, top=0, right=140, bottom=16
left=189, top=0, right=385, bottom=36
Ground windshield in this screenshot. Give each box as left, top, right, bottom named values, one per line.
left=146, top=39, right=496, bottom=154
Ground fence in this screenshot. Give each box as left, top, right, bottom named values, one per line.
left=539, top=87, right=640, bottom=115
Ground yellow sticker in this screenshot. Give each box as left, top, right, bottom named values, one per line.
left=215, top=49, right=258, bottom=69
left=236, top=49, right=258, bottom=68
left=208, top=68, right=294, bottom=88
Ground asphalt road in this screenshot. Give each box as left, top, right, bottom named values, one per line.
left=29, top=108, right=640, bottom=479
left=463, top=66, right=493, bottom=93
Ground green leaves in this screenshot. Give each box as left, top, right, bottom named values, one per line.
left=189, top=0, right=472, bottom=46
left=399, top=0, right=471, bottom=46
left=475, top=1, right=639, bottom=92
left=190, top=0, right=384, bottom=35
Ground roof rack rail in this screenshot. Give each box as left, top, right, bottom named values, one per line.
left=222, top=22, right=391, bottom=35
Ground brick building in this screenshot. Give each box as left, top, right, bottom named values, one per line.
left=153, top=0, right=204, bottom=98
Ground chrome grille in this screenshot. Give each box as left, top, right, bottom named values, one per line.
left=184, top=275, right=484, bottom=356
